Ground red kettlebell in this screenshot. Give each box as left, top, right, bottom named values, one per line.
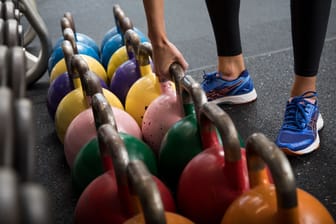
left=141, top=63, right=185, bottom=155
left=74, top=123, right=176, bottom=224
left=177, top=102, right=249, bottom=224
left=124, top=160, right=194, bottom=224
left=221, top=133, right=335, bottom=224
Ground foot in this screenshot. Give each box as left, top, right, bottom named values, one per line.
left=201, top=70, right=257, bottom=104
left=275, top=91, right=324, bottom=155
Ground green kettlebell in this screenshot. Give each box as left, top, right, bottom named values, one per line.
left=72, top=92, right=158, bottom=193
left=158, top=74, right=206, bottom=193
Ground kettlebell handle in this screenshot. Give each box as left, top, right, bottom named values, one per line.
left=246, top=133, right=297, bottom=209
left=61, top=40, right=78, bottom=81
left=71, top=54, right=103, bottom=102
left=127, top=160, right=166, bottom=224
left=63, top=27, right=79, bottom=54
left=97, top=124, right=135, bottom=216
left=124, top=29, right=141, bottom=60
left=138, top=42, right=153, bottom=67
left=180, top=75, right=207, bottom=120
left=91, top=93, right=118, bottom=134
left=199, top=102, right=242, bottom=162
left=63, top=12, right=78, bottom=40
left=113, top=4, right=126, bottom=34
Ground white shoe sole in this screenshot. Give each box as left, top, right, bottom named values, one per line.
left=210, top=88, right=257, bottom=105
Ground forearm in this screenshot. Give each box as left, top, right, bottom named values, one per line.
left=142, top=0, right=168, bottom=45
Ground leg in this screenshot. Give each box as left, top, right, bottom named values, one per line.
left=202, top=0, right=257, bottom=104
left=276, top=0, right=332, bottom=155
left=290, top=0, right=331, bottom=97
left=205, top=0, right=245, bottom=78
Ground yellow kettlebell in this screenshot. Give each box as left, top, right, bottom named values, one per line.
left=55, top=54, right=123, bottom=143
left=49, top=27, right=107, bottom=84
left=125, top=42, right=174, bottom=126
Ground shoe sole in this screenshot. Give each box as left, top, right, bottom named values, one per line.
left=210, top=88, right=257, bottom=105
left=281, top=113, right=324, bottom=156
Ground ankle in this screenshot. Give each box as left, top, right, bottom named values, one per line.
left=217, top=54, right=245, bottom=80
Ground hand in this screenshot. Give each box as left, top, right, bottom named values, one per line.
left=151, top=39, right=188, bottom=81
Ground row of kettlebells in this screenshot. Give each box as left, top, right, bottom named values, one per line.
left=45, top=4, right=335, bottom=224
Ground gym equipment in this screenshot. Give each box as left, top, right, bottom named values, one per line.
left=158, top=74, right=205, bottom=192
left=48, top=18, right=100, bottom=75
left=101, top=16, right=148, bottom=69
left=221, top=133, right=335, bottom=224
left=74, top=123, right=176, bottom=224
left=124, top=160, right=194, bottom=224
left=54, top=55, right=123, bottom=143
left=108, top=29, right=143, bottom=104
left=177, top=102, right=249, bottom=224
left=71, top=93, right=156, bottom=193
left=125, top=42, right=172, bottom=126
left=64, top=95, right=142, bottom=169
left=52, top=12, right=99, bottom=55
left=47, top=40, right=107, bottom=119
left=141, top=63, right=185, bottom=155
left=49, top=27, right=107, bottom=83
left=17, top=0, right=52, bottom=85
left=0, top=45, right=52, bottom=223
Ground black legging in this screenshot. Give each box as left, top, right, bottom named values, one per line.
left=205, top=0, right=332, bottom=77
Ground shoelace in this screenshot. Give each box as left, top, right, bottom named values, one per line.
left=201, top=71, right=218, bottom=85
left=282, top=91, right=317, bottom=131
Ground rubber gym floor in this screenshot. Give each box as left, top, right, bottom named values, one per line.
left=28, top=0, right=336, bottom=223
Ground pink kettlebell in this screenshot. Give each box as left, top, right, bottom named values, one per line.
left=141, top=63, right=185, bottom=155
left=64, top=102, right=142, bottom=169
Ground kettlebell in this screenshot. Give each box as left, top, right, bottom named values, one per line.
left=221, top=133, right=335, bottom=224
left=74, top=123, right=176, bottom=224
left=177, top=102, right=249, bottom=224
left=125, top=42, right=173, bottom=126
left=101, top=16, right=148, bottom=69
left=71, top=92, right=156, bottom=194
left=100, top=4, right=146, bottom=53
left=158, top=74, right=205, bottom=192
left=142, top=63, right=185, bottom=155
left=52, top=12, right=100, bottom=55
left=49, top=27, right=107, bottom=84
left=108, top=29, right=143, bottom=105
left=54, top=55, right=123, bottom=143
left=48, top=17, right=100, bottom=74
left=100, top=4, right=125, bottom=52
left=124, top=160, right=194, bottom=224
left=64, top=90, right=142, bottom=169
left=47, top=40, right=108, bottom=119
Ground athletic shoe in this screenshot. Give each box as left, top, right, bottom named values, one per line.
left=275, top=91, right=324, bottom=155
left=201, top=70, right=257, bottom=104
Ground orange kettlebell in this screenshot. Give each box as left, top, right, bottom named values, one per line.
left=221, top=133, right=335, bottom=224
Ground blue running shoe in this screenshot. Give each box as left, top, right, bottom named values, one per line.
left=275, top=91, right=324, bottom=155
left=201, top=70, right=257, bottom=104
